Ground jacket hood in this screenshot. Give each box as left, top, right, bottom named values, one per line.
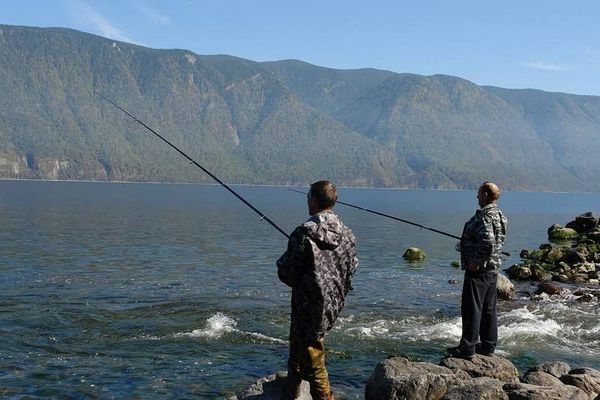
left=302, top=211, right=343, bottom=250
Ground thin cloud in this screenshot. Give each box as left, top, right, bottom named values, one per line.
left=63, top=0, right=138, bottom=44
left=522, top=62, right=568, bottom=71
left=134, top=1, right=171, bottom=25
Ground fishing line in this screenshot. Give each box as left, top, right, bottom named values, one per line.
left=289, top=188, right=511, bottom=256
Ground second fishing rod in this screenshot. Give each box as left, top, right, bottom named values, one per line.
left=289, top=189, right=511, bottom=257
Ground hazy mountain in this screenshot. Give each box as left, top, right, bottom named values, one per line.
left=1, top=24, right=599, bottom=191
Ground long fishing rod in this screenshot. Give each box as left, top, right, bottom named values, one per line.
left=288, top=188, right=510, bottom=256
left=97, top=92, right=289, bottom=239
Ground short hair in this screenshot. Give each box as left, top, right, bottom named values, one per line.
left=480, top=181, right=501, bottom=201
left=309, top=180, right=337, bottom=209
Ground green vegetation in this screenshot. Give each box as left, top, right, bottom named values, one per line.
left=1, top=24, right=600, bottom=191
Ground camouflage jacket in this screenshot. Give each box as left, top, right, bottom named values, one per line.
left=277, top=211, right=358, bottom=341
left=460, top=203, right=508, bottom=271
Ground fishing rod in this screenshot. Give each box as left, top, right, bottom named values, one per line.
left=288, top=188, right=510, bottom=256
left=96, top=92, right=289, bottom=239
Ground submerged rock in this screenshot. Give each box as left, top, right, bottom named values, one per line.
left=535, top=282, right=563, bottom=296
left=402, top=247, right=427, bottom=262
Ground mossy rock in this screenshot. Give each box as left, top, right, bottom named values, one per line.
left=528, top=249, right=549, bottom=262
left=450, top=261, right=460, bottom=268
left=548, top=227, right=578, bottom=241
left=402, top=247, right=426, bottom=262
left=546, top=249, right=565, bottom=263
left=506, top=264, right=532, bottom=280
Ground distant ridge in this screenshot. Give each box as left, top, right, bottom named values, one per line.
left=1, top=24, right=599, bottom=192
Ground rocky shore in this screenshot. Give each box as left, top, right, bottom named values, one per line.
left=506, top=212, right=600, bottom=288
left=234, top=355, right=600, bottom=399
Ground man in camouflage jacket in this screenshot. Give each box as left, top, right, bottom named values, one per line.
left=277, top=181, right=358, bottom=400
left=448, top=181, right=508, bottom=359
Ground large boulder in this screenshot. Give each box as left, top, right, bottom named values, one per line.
left=440, top=355, right=520, bottom=383
left=502, top=382, right=590, bottom=400
left=497, top=274, right=516, bottom=300
left=560, top=368, right=600, bottom=397
left=365, top=357, right=463, bottom=400
left=566, top=212, right=600, bottom=234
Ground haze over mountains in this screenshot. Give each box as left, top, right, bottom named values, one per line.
left=1, top=24, right=599, bottom=191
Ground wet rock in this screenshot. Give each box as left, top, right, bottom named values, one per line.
left=450, top=261, right=460, bottom=268
left=448, top=279, right=460, bottom=284
left=497, top=274, right=516, bottom=300
left=560, top=368, right=600, bottom=396
left=502, top=382, right=590, bottom=400
left=507, top=264, right=532, bottom=280
left=576, top=293, right=596, bottom=302
left=442, top=377, right=508, bottom=400
left=555, top=274, right=570, bottom=283
left=589, top=279, right=600, bottom=285
left=440, top=355, right=519, bottom=383
left=403, top=247, right=426, bottom=262
left=535, top=282, right=563, bottom=296
left=235, top=373, right=311, bottom=400
left=365, top=356, right=462, bottom=400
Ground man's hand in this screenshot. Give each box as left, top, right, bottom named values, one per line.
left=466, top=264, right=480, bottom=272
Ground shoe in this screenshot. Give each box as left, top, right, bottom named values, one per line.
left=476, top=344, right=494, bottom=356
left=446, top=346, right=475, bottom=360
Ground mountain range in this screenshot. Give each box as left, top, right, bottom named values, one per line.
left=1, top=24, right=599, bottom=192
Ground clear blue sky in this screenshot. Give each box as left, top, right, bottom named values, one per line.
left=3, top=0, right=600, bottom=96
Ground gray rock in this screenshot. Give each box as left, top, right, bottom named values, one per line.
left=442, top=377, right=508, bottom=399
left=497, top=274, right=516, bottom=300
left=503, top=382, right=590, bottom=400
left=527, top=362, right=571, bottom=378
left=235, top=373, right=311, bottom=400
left=560, top=368, right=600, bottom=396
left=523, top=371, right=565, bottom=387
left=365, top=357, right=463, bottom=400
left=440, top=355, right=519, bottom=383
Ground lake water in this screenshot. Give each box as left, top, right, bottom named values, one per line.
left=0, top=181, right=599, bottom=398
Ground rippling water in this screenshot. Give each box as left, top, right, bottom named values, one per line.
left=0, top=181, right=599, bottom=398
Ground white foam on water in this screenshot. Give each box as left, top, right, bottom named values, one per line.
left=497, top=307, right=564, bottom=346
left=345, top=319, right=392, bottom=338
left=174, top=312, right=237, bottom=338
left=173, top=312, right=286, bottom=344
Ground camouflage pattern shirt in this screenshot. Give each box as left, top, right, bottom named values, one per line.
left=460, top=203, right=508, bottom=271
left=277, top=211, right=358, bottom=342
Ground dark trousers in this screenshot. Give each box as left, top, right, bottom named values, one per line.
left=459, top=270, right=498, bottom=354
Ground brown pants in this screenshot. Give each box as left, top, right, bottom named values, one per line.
left=287, top=336, right=333, bottom=399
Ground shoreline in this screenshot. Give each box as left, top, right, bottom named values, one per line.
left=1, top=178, right=599, bottom=195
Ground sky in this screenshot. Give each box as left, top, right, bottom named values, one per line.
left=2, top=0, right=600, bottom=96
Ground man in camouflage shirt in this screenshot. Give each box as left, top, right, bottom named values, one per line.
left=448, top=181, right=508, bottom=359
left=277, top=180, right=358, bottom=400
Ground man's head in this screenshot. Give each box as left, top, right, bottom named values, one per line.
left=477, top=181, right=501, bottom=207
left=308, top=180, right=337, bottom=215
